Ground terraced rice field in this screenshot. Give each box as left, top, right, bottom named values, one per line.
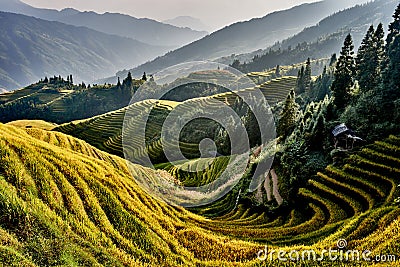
left=247, top=58, right=329, bottom=85
left=55, top=100, right=184, bottom=160
left=0, top=86, right=73, bottom=106
left=256, top=76, right=297, bottom=105
left=56, top=77, right=296, bottom=163
left=183, top=135, right=400, bottom=261
left=6, top=120, right=57, bottom=130
left=0, top=86, right=41, bottom=104
left=156, top=156, right=231, bottom=187
left=0, top=123, right=399, bottom=266
left=44, top=90, right=76, bottom=114
left=187, top=69, right=239, bottom=82
left=209, top=76, right=296, bottom=106
left=59, top=116, right=400, bottom=248
left=47, top=75, right=400, bottom=266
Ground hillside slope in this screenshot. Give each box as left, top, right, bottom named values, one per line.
left=0, top=123, right=399, bottom=266
left=106, top=0, right=368, bottom=81
left=0, top=0, right=207, bottom=47
left=114, top=0, right=397, bottom=82
left=54, top=76, right=297, bottom=161
left=0, top=77, right=143, bottom=123
left=163, top=16, right=211, bottom=32
left=0, top=12, right=166, bottom=90
left=220, top=0, right=398, bottom=70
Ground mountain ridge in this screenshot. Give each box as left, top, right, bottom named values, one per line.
left=105, top=0, right=373, bottom=82
left=0, top=0, right=207, bottom=48
left=217, top=0, right=398, bottom=72
left=0, top=11, right=167, bottom=90
left=163, top=16, right=211, bottom=32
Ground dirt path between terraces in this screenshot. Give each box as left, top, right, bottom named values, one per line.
left=270, top=169, right=283, bottom=205
left=264, top=173, right=272, bottom=202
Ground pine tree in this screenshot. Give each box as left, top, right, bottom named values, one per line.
left=277, top=89, right=298, bottom=138
left=296, top=69, right=301, bottom=92
left=382, top=31, right=400, bottom=100
left=304, top=58, right=312, bottom=93
left=117, top=77, right=121, bottom=87
left=275, top=65, right=280, bottom=77
left=123, top=72, right=133, bottom=88
left=309, top=112, right=326, bottom=150
left=69, top=75, right=73, bottom=85
left=354, top=24, right=385, bottom=93
left=331, top=34, right=356, bottom=111
left=230, top=59, right=241, bottom=70
left=329, top=53, right=337, bottom=66
left=312, top=66, right=333, bottom=101
left=373, top=23, right=386, bottom=86
left=382, top=4, right=400, bottom=101
left=386, top=3, right=400, bottom=50
left=296, top=66, right=305, bottom=94
left=142, top=72, right=147, bottom=81
left=356, top=25, right=376, bottom=92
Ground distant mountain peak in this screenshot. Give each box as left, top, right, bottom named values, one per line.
left=111, top=0, right=387, bottom=82
left=0, top=1, right=207, bottom=47
left=0, top=11, right=173, bottom=90
left=1, top=0, right=22, bottom=3
left=60, top=8, right=79, bottom=16
left=60, top=8, right=79, bottom=12
left=163, top=16, right=211, bottom=32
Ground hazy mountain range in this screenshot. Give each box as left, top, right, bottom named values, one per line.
left=0, top=0, right=388, bottom=90
left=110, top=0, right=377, bottom=80
left=0, top=0, right=209, bottom=90
left=0, top=12, right=167, bottom=90
left=163, top=16, right=211, bottom=32
left=0, top=0, right=207, bottom=47
left=216, top=0, right=398, bottom=70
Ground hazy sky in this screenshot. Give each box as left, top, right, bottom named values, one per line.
left=22, top=0, right=323, bottom=30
